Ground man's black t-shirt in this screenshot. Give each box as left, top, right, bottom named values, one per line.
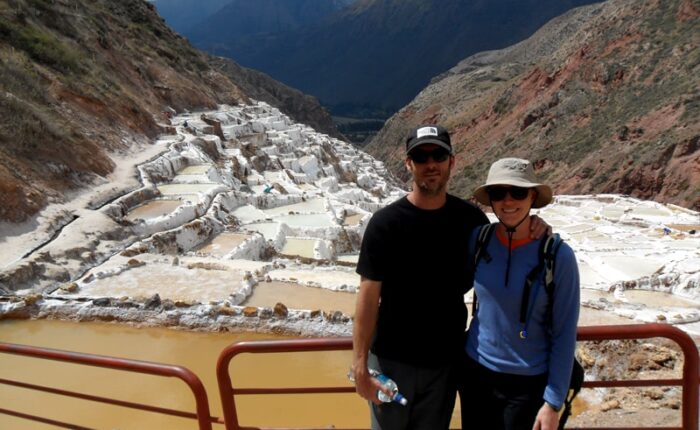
left=356, top=194, right=489, bottom=368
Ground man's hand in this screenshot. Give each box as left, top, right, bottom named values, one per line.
left=532, top=402, right=559, bottom=430
left=529, top=214, right=552, bottom=239
left=351, top=366, right=388, bottom=405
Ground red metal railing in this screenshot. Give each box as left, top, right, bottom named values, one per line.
left=216, top=324, right=699, bottom=430
left=0, top=342, right=220, bottom=430
left=1, top=324, right=697, bottom=429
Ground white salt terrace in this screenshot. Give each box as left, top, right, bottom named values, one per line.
left=67, top=255, right=264, bottom=304
left=69, top=104, right=700, bottom=334
left=1, top=101, right=698, bottom=340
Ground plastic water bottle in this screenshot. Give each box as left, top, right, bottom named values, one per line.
left=348, top=368, right=408, bottom=405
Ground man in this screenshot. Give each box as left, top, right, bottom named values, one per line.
left=351, top=125, right=548, bottom=429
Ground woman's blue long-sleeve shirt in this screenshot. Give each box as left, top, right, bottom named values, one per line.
left=465, top=228, right=580, bottom=409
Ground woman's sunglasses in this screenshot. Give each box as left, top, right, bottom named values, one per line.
left=486, top=186, right=531, bottom=201
left=408, top=148, right=451, bottom=164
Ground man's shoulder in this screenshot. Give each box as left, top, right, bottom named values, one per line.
left=366, top=196, right=408, bottom=223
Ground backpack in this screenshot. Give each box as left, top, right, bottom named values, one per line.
left=472, top=223, right=584, bottom=430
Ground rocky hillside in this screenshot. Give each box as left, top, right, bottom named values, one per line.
left=367, top=0, right=700, bottom=210
left=0, top=0, right=338, bottom=224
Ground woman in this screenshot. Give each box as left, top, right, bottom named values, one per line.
left=461, top=158, right=580, bottom=430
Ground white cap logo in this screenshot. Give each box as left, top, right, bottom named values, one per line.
left=416, top=126, right=438, bottom=138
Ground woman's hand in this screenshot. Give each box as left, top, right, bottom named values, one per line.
left=532, top=402, right=559, bottom=430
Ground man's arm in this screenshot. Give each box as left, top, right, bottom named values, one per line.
left=529, top=214, right=552, bottom=239
left=352, top=276, right=385, bottom=405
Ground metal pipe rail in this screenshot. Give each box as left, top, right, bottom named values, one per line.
left=216, top=324, right=699, bottom=430
left=0, top=341, right=219, bottom=430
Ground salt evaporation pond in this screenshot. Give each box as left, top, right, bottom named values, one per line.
left=280, top=238, right=317, bottom=259
left=177, top=164, right=211, bottom=175
left=242, top=281, right=356, bottom=315
left=156, top=183, right=219, bottom=195
left=195, top=232, right=253, bottom=257
left=125, top=200, right=181, bottom=221
left=232, top=205, right=269, bottom=223
left=263, top=198, right=326, bottom=216
left=275, top=213, right=336, bottom=228
left=74, top=258, right=253, bottom=303
left=241, top=222, right=280, bottom=240
left=268, top=268, right=359, bottom=292
left=343, top=213, right=364, bottom=226
left=583, top=289, right=700, bottom=309
left=337, top=254, right=360, bottom=264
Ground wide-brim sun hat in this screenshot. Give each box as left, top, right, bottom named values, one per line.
left=473, top=158, right=553, bottom=208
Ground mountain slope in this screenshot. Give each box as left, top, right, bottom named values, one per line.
left=185, top=0, right=352, bottom=51
left=187, top=0, right=602, bottom=117
left=366, top=0, right=700, bottom=210
left=0, top=0, right=338, bottom=224
left=150, top=0, right=231, bottom=33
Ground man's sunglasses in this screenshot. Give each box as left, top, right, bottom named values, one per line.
left=408, top=148, right=451, bottom=164
left=486, top=186, right=531, bottom=201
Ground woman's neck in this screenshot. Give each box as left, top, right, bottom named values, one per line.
left=497, top=216, right=531, bottom=240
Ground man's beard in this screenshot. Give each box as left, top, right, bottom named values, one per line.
left=416, top=177, right=447, bottom=195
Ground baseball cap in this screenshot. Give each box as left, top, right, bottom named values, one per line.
left=405, top=125, right=452, bottom=154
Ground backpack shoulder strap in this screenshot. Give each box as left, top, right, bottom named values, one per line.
left=519, top=233, right=563, bottom=327
left=541, top=233, right=563, bottom=324
left=471, top=223, right=496, bottom=316
left=473, top=223, right=496, bottom=267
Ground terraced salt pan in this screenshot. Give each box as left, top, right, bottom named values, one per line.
left=343, top=213, right=364, bottom=226
left=240, top=222, right=280, bottom=241
left=275, top=213, right=336, bottom=228
left=232, top=205, right=269, bottom=223
left=177, top=165, right=211, bottom=175
left=157, top=183, right=219, bottom=195
left=268, top=267, right=360, bottom=291
left=263, top=171, right=289, bottom=183
left=242, top=281, right=356, bottom=315
left=599, top=255, right=667, bottom=280
left=583, top=288, right=700, bottom=309
left=194, top=232, right=253, bottom=258
left=337, top=254, right=359, bottom=264
left=280, top=238, right=317, bottom=259
left=75, top=262, right=248, bottom=303
left=125, top=200, right=182, bottom=222
left=263, top=198, right=326, bottom=216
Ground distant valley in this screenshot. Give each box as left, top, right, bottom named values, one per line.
left=158, top=0, right=602, bottom=126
